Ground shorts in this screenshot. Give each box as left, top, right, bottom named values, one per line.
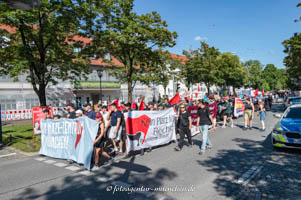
left=108, top=126, right=122, bottom=141
left=94, top=136, right=105, bottom=148
left=244, top=110, right=253, bottom=120
left=223, top=113, right=232, bottom=118
left=260, top=111, right=266, bottom=121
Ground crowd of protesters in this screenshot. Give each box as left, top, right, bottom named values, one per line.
left=41, top=91, right=278, bottom=169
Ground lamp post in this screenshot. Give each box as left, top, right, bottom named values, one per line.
left=97, top=69, right=103, bottom=104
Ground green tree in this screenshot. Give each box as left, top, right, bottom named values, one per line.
left=244, top=60, right=264, bottom=89
left=0, top=0, right=93, bottom=106
left=283, top=32, right=301, bottom=90
left=91, top=0, right=177, bottom=102
left=182, top=42, right=222, bottom=95
left=262, top=64, right=278, bottom=90
left=217, top=52, right=248, bottom=95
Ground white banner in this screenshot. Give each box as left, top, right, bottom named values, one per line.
left=124, top=108, right=177, bottom=152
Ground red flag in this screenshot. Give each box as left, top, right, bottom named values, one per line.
left=195, top=93, right=198, bottom=98
left=139, top=97, right=144, bottom=111
left=168, top=93, right=180, bottom=104
left=190, top=95, right=193, bottom=102
left=131, top=101, right=137, bottom=109
left=262, top=89, right=265, bottom=96
left=254, top=89, right=259, bottom=97
left=198, top=84, right=200, bottom=92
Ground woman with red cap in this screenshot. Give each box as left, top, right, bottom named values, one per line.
left=93, top=113, right=114, bottom=169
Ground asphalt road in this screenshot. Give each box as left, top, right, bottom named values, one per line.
left=0, top=103, right=300, bottom=200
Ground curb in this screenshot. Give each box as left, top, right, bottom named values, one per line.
left=4, top=146, right=39, bottom=157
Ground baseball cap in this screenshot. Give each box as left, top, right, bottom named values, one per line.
left=66, top=103, right=75, bottom=108
left=83, top=103, right=91, bottom=107
left=42, top=109, right=50, bottom=113
left=96, top=112, right=102, bottom=119
left=75, top=109, right=83, bottom=114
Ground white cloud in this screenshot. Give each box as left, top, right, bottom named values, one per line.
left=194, top=36, right=208, bottom=41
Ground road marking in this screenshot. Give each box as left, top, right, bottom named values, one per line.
left=35, top=157, right=47, bottom=161
left=54, top=162, right=67, bottom=167
left=237, top=165, right=263, bottom=185
left=44, top=160, right=56, bottom=164
left=65, top=166, right=81, bottom=171
left=79, top=170, right=94, bottom=176
left=112, top=181, right=154, bottom=198
left=97, top=177, right=112, bottom=182
left=0, top=153, right=16, bottom=158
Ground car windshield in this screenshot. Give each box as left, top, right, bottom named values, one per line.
left=283, top=107, right=301, bottom=119
left=288, top=97, right=301, bottom=104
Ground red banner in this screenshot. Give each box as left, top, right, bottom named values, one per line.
left=32, top=106, right=53, bottom=143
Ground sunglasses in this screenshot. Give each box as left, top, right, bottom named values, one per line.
left=180, top=107, right=185, bottom=108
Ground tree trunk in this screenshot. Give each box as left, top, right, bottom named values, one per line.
left=164, top=86, right=167, bottom=96
left=233, top=87, right=237, bottom=97
left=37, top=86, right=47, bottom=106
left=128, top=79, right=132, bottom=103
left=206, top=83, right=210, bottom=96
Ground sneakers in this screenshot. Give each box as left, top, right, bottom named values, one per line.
left=114, top=147, right=118, bottom=153
left=174, top=147, right=181, bottom=151
left=249, top=127, right=252, bottom=130
left=231, top=124, right=234, bottom=128
left=107, top=158, right=115, bottom=165
left=199, top=151, right=204, bottom=155
left=243, top=127, right=248, bottom=130
left=92, top=165, right=100, bottom=170
left=206, top=146, right=212, bottom=150
left=222, top=125, right=226, bottom=128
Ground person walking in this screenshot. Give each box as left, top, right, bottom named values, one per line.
left=174, top=104, right=192, bottom=151
left=197, top=100, right=216, bottom=155
left=93, top=113, right=114, bottom=169
left=221, top=96, right=234, bottom=128
left=243, top=98, right=255, bottom=130
left=107, top=103, right=122, bottom=154
left=258, top=99, right=266, bottom=132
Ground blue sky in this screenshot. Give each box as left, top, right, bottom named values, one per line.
left=134, top=0, right=301, bottom=68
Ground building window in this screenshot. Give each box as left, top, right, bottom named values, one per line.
left=25, top=98, right=39, bottom=109
left=73, top=47, right=81, bottom=53
left=104, top=53, right=111, bottom=61
left=0, top=99, right=17, bottom=110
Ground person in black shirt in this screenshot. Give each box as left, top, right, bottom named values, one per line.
left=66, top=103, right=76, bottom=119
left=175, top=104, right=192, bottom=151
left=197, top=100, right=216, bottom=155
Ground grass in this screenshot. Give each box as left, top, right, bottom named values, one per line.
left=1, top=124, right=41, bottom=152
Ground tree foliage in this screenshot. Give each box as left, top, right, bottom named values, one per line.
left=283, top=32, right=301, bottom=90
left=182, top=42, right=222, bottom=95
left=91, top=0, right=177, bottom=102
left=0, top=0, right=93, bottom=106
left=217, top=52, right=248, bottom=93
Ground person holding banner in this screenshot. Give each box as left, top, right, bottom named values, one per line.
left=197, top=100, right=216, bottom=155
left=93, top=113, right=114, bottom=168
left=175, top=104, right=192, bottom=151
left=243, top=98, right=255, bottom=130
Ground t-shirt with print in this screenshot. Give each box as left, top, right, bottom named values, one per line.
left=206, top=102, right=217, bottom=118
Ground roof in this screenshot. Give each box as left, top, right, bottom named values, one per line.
left=170, top=53, right=188, bottom=64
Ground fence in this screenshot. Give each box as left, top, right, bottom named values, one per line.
left=1, top=107, right=59, bottom=121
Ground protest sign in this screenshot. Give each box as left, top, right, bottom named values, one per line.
left=124, top=108, right=176, bottom=152
left=233, top=98, right=245, bottom=117
left=39, top=117, right=98, bottom=169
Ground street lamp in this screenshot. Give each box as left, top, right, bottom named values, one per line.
left=97, top=69, right=103, bottom=104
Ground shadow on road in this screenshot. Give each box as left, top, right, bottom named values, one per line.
left=11, top=156, right=177, bottom=200
left=197, top=133, right=301, bottom=199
